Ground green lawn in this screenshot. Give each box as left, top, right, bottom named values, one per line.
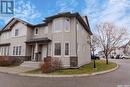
left=26, top=60, right=117, bottom=75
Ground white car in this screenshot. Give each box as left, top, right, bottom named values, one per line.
left=122, top=55, right=130, bottom=59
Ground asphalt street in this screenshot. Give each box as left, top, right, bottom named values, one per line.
left=0, top=59, right=129, bottom=87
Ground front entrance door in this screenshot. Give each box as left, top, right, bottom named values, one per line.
left=31, top=45, right=42, bottom=62
left=31, top=45, right=35, bottom=61
left=34, top=52, right=41, bottom=61
left=42, top=45, right=47, bottom=60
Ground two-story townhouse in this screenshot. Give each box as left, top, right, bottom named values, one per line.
left=0, top=12, right=92, bottom=68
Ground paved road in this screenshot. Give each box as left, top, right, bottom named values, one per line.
left=0, top=59, right=130, bottom=87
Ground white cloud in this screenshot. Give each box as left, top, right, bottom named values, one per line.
left=0, top=0, right=41, bottom=26
left=56, top=0, right=78, bottom=12
left=14, top=0, right=41, bottom=23
left=82, top=0, right=130, bottom=29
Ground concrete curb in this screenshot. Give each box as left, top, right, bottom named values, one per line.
left=17, top=64, right=119, bottom=78
left=0, top=63, right=119, bottom=78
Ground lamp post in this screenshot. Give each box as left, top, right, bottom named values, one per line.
left=90, top=35, right=97, bottom=68
left=92, top=47, right=96, bottom=68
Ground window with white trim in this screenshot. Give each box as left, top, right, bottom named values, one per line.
left=53, top=19, right=62, bottom=32
left=64, top=18, right=70, bottom=32
left=13, top=46, right=22, bottom=55
left=34, top=28, right=39, bottom=35
left=4, top=48, right=6, bottom=55
left=13, top=47, right=15, bottom=55
left=65, top=42, right=69, bottom=56
left=54, top=43, right=61, bottom=56
left=1, top=48, right=3, bottom=55
left=16, top=46, right=18, bottom=55
left=19, top=46, right=21, bottom=55
left=15, top=29, right=19, bottom=36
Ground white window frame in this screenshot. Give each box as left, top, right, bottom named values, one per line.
left=13, top=46, right=15, bottom=55
left=12, top=46, right=22, bottom=56
left=16, top=46, right=19, bottom=55
left=64, top=17, right=70, bottom=32
left=2, top=47, right=4, bottom=55
left=0, top=48, right=1, bottom=55
left=64, top=41, right=70, bottom=57
left=4, top=47, right=6, bottom=55
left=53, top=19, right=62, bottom=33
left=18, top=46, right=21, bottom=55
left=34, top=27, right=39, bottom=35
left=14, top=29, right=19, bottom=36
left=53, top=41, right=61, bottom=57
left=0, top=47, right=3, bottom=55
left=7, top=47, right=9, bottom=55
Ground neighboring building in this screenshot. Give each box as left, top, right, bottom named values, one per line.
left=110, top=42, right=130, bottom=58
left=115, top=41, right=130, bottom=56
left=98, top=51, right=105, bottom=58
left=0, top=12, right=92, bottom=68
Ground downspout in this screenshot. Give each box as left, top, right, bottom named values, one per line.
left=75, top=18, right=78, bottom=67
left=75, top=19, right=78, bottom=57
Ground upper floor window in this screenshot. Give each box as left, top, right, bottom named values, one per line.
left=34, top=28, right=39, bottom=35
left=64, top=18, right=70, bottom=32
left=15, top=29, right=19, bottom=36
left=53, top=19, right=62, bottom=33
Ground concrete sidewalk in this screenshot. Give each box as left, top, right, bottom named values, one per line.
left=0, top=66, right=38, bottom=74
left=0, top=60, right=119, bottom=78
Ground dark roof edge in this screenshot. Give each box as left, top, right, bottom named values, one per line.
left=84, top=16, right=93, bottom=35
left=1, top=17, right=33, bottom=32
left=33, top=23, right=47, bottom=27
left=0, top=12, right=93, bottom=35
left=74, top=13, right=93, bottom=35
left=43, top=12, right=93, bottom=35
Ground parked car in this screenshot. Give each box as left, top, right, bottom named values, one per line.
left=110, top=56, right=115, bottom=59
left=121, top=55, right=130, bottom=59
left=91, top=55, right=100, bottom=60
left=115, top=55, right=122, bottom=59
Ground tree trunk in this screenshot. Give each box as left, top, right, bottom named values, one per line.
left=105, top=55, right=109, bottom=64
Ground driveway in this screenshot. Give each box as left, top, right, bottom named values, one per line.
left=0, top=59, right=130, bottom=87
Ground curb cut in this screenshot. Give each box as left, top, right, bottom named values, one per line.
left=17, top=64, right=119, bottom=78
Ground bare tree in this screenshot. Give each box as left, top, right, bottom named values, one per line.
left=96, top=23, right=128, bottom=64
left=91, top=35, right=99, bottom=68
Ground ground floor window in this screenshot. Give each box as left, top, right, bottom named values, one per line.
left=13, top=47, right=15, bottom=55
left=0, top=46, right=9, bottom=56
left=54, top=43, right=61, bottom=56
left=13, top=46, right=22, bottom=55
left=65, top=42, right=69, bottom=56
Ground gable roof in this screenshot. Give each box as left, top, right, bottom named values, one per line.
left=0, top=12, right=93, bottom=35
left=43, top=12, right=93, bottom=35
left=0, top=18, right=33, bottom=33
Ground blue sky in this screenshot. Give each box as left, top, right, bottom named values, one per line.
left=0, top=0, right=130, bottom=32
